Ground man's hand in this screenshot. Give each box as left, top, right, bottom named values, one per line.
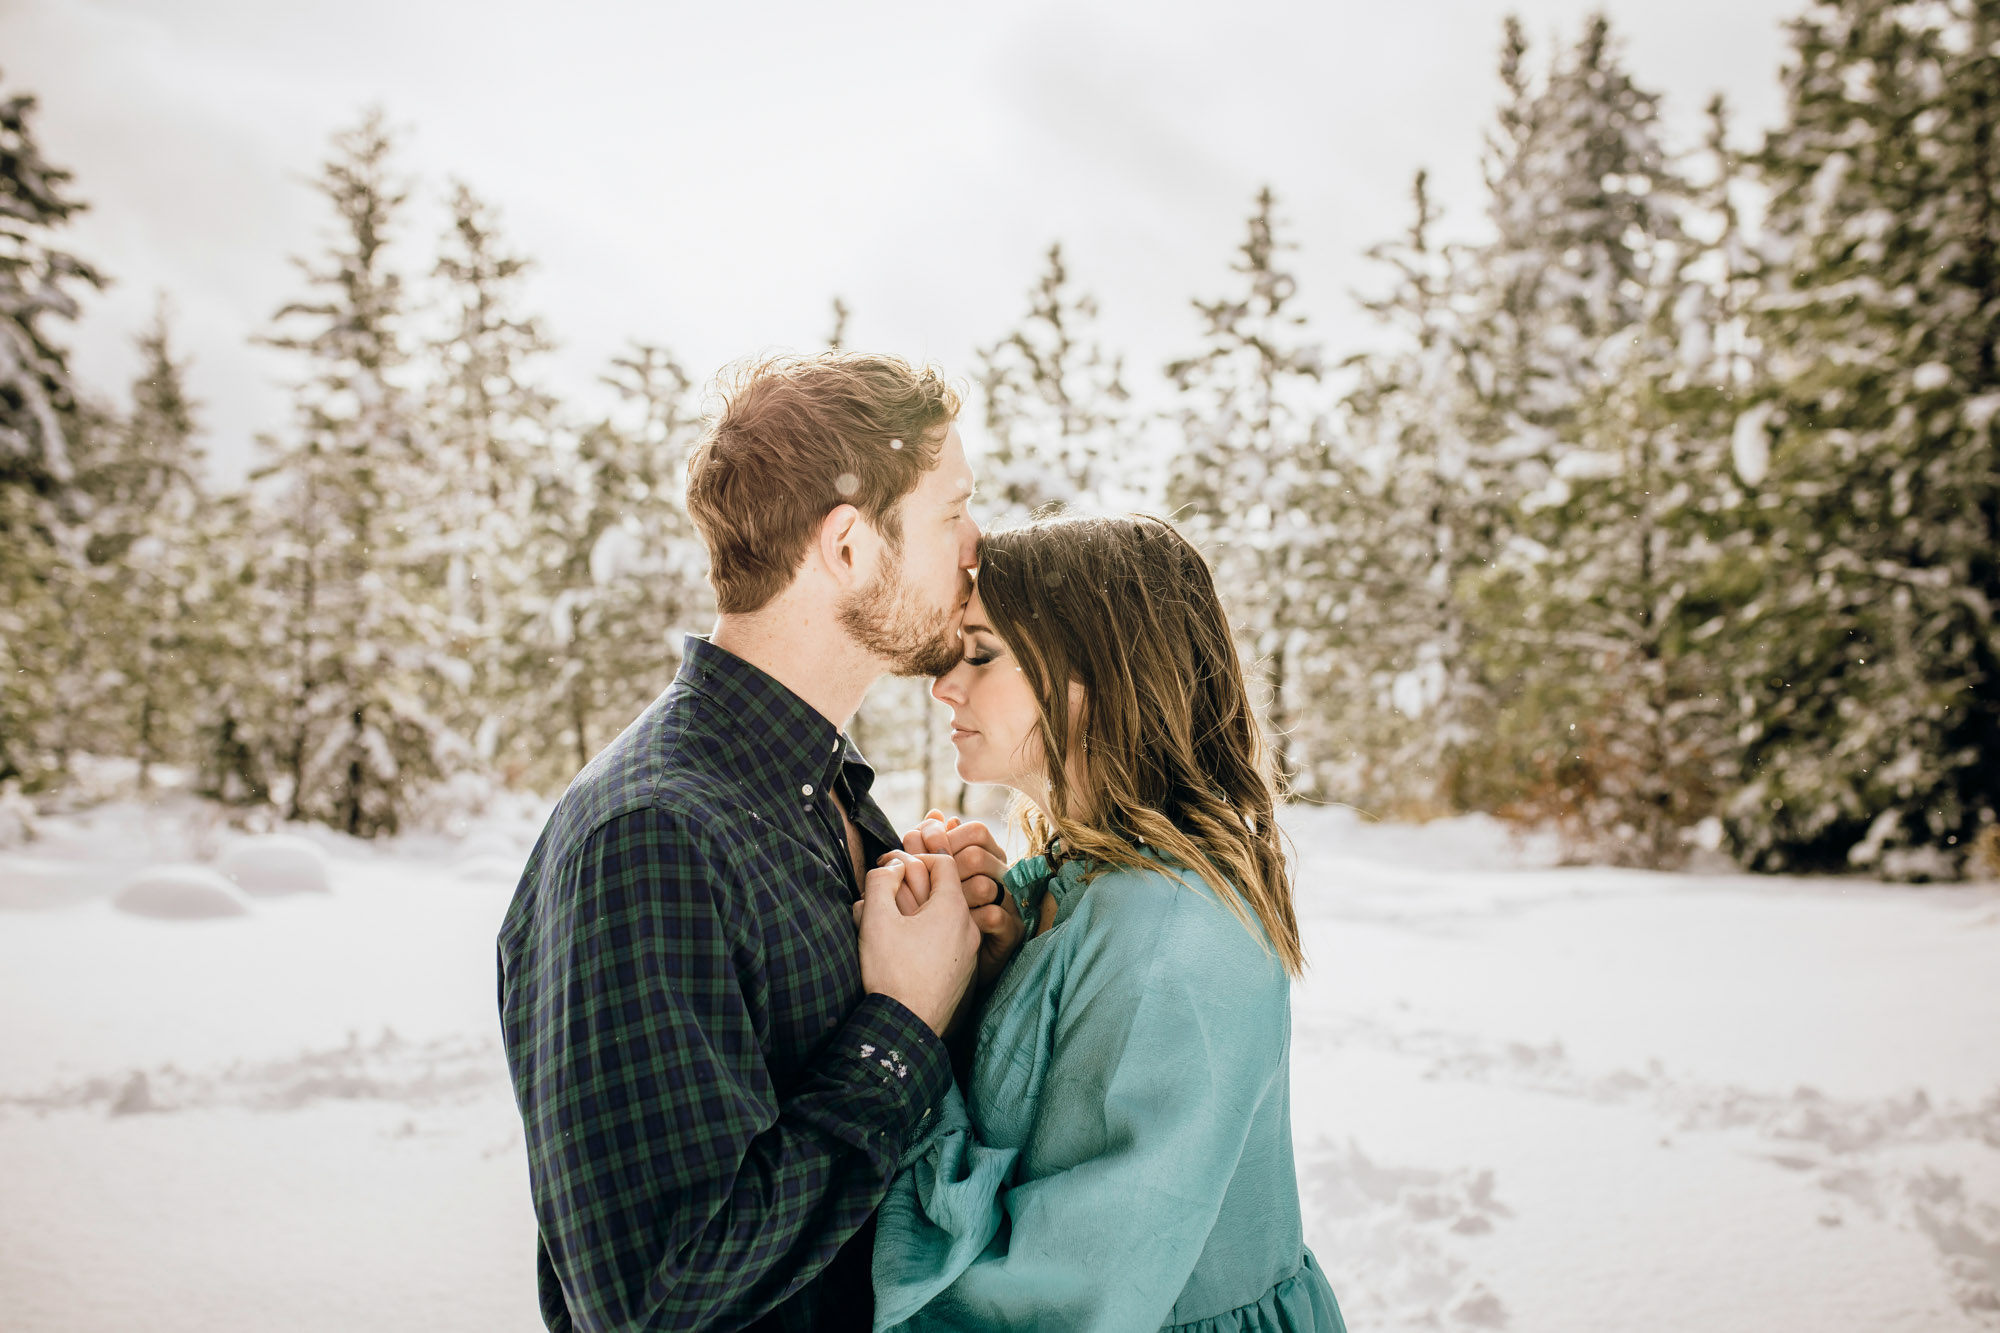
left=895, top=811, right=1023, bottom=991
left=857, top=852, right=978, bottom=1038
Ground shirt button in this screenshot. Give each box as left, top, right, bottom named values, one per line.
left=802, top=784, right=815, bottom=797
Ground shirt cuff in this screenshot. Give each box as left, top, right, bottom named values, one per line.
left=840, top=993, right=953, bottom=1130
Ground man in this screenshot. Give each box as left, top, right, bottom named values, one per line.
left=498, top=353, right=1010, bottom=1332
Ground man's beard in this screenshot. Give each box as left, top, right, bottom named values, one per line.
left=839, top=545, right=969, bottom=678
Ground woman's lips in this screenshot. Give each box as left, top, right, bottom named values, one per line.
left=949, top=725, right=979, bottom=742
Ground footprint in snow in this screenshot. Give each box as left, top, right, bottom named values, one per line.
left=1295, top=1136, right=1512, bottom=1330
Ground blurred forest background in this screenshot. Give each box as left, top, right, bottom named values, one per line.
left=3, top=0, right=1997, bottom=878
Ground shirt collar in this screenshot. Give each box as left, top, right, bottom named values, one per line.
left=678, top=635, right=850, bottom=796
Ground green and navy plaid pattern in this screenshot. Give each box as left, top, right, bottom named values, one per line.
left=498, top=636, right=950, bottom=1333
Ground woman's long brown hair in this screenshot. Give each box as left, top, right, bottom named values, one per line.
left=976, top=515, right=1305, bottom=977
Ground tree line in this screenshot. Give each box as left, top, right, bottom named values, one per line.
left=2, top=0, right=1995, bottom=876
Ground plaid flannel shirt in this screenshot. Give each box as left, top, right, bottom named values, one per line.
left=498, top=636, right=951, bottom=1333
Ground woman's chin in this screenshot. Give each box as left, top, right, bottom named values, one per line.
left=954, top=768, right=1029, bottom=801
left=951, top=752, right=1002, bottom=788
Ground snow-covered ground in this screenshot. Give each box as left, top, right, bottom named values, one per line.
left=2, top=797, right=1996, bottom=1331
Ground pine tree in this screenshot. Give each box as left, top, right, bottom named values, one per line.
left=422, top=181, right=557, bottom=773
left=1460, top=16, right=1734, bottom=863
left=516, top=341, right=710, bottom=787
left=188, top=491, right=273, bottom=806
left=0, top=74, right=100, bottom=489
left=1333, top=170, right=1495, bottom=815
left=0, top=72, right=104, bottom=786
left=245, top=111, right=459, bottom=835
left=1167, top=187, right=1327, bottom=787
left=1727, top=0, right=2000, bottom=875
left=72, top=304, right=210, bottom=789
left=498, top=432, right=592, bottom=789
left=976, top=242, right=1133, bottom=523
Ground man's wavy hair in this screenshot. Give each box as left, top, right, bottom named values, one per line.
left=687, top=353, right=962, bottom=614
left=977, top=514, right=1305, bottom=976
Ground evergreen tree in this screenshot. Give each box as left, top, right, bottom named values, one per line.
left=1465, top=15, right=1731, bottom=863
left=498, top=432, right=592, bottom=789
left=422, top=182, right=557, bottom=772
left=1333, top=170, right=1495, bottom=815
left=0, top=72, right=103, bottom=786
left=73, top=304, right=210, bottom=788
left=1728, top=0, right=2000, bottom=875
left=1167, top=187, right=1327, bottom=787
left=0, top=74, right=100, bottom=488
left=245, top=111, right=459, bottom=835
left=976, top=242, right=1133, bottom=523
left=518, top=341, right=709, bottom=787
left=1466, top=15, right=1677, bottom=453
left=188, top=491, right=273, bottom=806
left=28, top=400, right=122, bottom=774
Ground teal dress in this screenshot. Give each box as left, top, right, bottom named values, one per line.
left=872, top=849, right=1345, bottom=1332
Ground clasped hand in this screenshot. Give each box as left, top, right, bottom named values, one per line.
left=853, top=811, right=1026, bottom=1034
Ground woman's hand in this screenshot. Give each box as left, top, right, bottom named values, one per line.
left=902, top=810, right=1007, bottom=912
left=889, top=810, right=1023, bottom=991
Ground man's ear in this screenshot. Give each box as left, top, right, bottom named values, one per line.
left=817, top=504, right=868, bottom=588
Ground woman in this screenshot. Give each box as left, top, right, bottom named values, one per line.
left=865, top=515, right=1344, bottom=1332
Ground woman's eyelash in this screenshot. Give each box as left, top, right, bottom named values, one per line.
left=965, top=651, right=995, bottom=667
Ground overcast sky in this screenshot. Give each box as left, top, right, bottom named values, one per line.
left=5, top=0, right=1804, bottom=482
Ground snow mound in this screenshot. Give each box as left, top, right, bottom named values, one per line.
left=112, top=866, right=250, bottom=920
left=0, top=856, right=108, bottom=911
left=221, top=835, right=332, bottom=898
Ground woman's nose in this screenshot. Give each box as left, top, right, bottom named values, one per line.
left=932, top=668, right=965, bottom=705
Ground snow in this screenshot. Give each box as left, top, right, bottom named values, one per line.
left=2, top=799, right=1996, bottom=1331
left=589, top=519, right=645, bottom=588
left=220, top=835, right=332, bottom=897
left=111, top=865, right=250, bottom=920
left=1732, top=402, right=1773, bottom=486
left=1913, top=363, right=1952, bottom=393
left=0, top=781, right=37, bottom=847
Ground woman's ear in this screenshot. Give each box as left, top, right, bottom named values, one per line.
left=1066, top=680, right=1091, bottom=755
